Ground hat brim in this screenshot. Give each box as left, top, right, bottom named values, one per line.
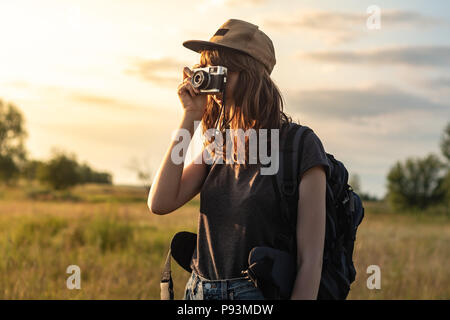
left=183, top=40, right=244, bottom=55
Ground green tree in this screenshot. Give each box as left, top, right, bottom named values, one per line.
left=38, top=151, right=80, bottom=190
left=78, top=162, right=112, bottom=184
left=78, top=163, right=94, bottom=183
left=22, top=159, right=46, bottom=182
left=438, top=122, right=450, bottom=210
left=0, top=100, right=27, bottom=184
left=387, top=154, right=445, bottom=211
left=90, top=171, right=112, bottom=184
left=440, top=122, right=450, bottom=164
left=440, top=171, right=450, bottom=208
left=0, top=155, right=20, bottom=183
left=438, top=122, right=450, bottom=212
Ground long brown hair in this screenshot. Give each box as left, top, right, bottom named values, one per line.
left=198, top=47, right=291, bottom=162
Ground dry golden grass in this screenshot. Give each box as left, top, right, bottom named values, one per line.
left=0, top=185, right=448, bottom=299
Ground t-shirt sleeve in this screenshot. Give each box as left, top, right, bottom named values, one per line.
left=299, top=131, right=331, bottom=180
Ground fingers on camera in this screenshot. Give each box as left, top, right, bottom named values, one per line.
left=186, top=83, right=196, bottom=97
left=183, top=66, right=193, bottom=80
left=178, top=80, right=197, bottom=97
left=180, top=66, right=199, bottom=97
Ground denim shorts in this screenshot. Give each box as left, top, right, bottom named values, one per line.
left=183, top=271, right=265, bottom=300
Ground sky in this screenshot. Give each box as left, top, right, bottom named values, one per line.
left=0, top=0, right=449, bottom=198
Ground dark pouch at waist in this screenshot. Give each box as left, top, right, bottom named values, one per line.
left=171, top=231, right=197, bottom=272
left=242, top=246, right=296, bottom=300
left=161, top=231, right=197, bottom=300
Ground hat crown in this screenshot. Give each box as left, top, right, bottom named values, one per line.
left=183, top=19, right=276, bottom=74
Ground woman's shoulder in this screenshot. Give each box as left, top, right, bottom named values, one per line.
left=282, top=120, right=331, bottom=179
left=280, top=121, right=325, bottom=145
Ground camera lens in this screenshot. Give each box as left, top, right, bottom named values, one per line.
left=193, top=74, right=203, bottom=84
left=191, top=70, right=210, bottom=89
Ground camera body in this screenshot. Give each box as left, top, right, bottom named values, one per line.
left=190, top=66, right=227, bottom=94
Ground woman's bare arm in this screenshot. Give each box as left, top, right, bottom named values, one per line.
left=290, top=165, right=327, bottom=299
left=147, top=113, right=207, bottom=215
left=147, top=66, right=208, bottom=215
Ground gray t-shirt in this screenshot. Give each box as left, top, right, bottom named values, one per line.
left=191, top=126, right=331, bottom=280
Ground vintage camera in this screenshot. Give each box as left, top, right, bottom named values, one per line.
left=190, top=66, right=227, bottom=94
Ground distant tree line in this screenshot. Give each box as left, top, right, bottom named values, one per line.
left=0, top=99, right=112, bottom=190
left=23, top=151, right=112, bottom=190
left=386, top=122, right=450, bottom=212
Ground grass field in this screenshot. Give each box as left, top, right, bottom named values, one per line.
left=0, top=184, right=448, bottom=299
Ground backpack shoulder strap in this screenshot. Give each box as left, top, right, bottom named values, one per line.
left=273, top=122, right=313, bottom=252
left=278, top=123, right=313, bottom=199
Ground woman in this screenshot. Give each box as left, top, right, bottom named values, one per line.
left=148, top=19, right=330, bottom=300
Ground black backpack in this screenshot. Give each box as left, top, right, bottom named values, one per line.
left=273, top=122, right=365, bottom=299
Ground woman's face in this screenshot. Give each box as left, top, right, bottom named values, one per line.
left=211, top=70, right=239, bottom=108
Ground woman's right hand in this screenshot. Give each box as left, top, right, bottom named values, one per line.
left=177, top=66, right=207, bottom=119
